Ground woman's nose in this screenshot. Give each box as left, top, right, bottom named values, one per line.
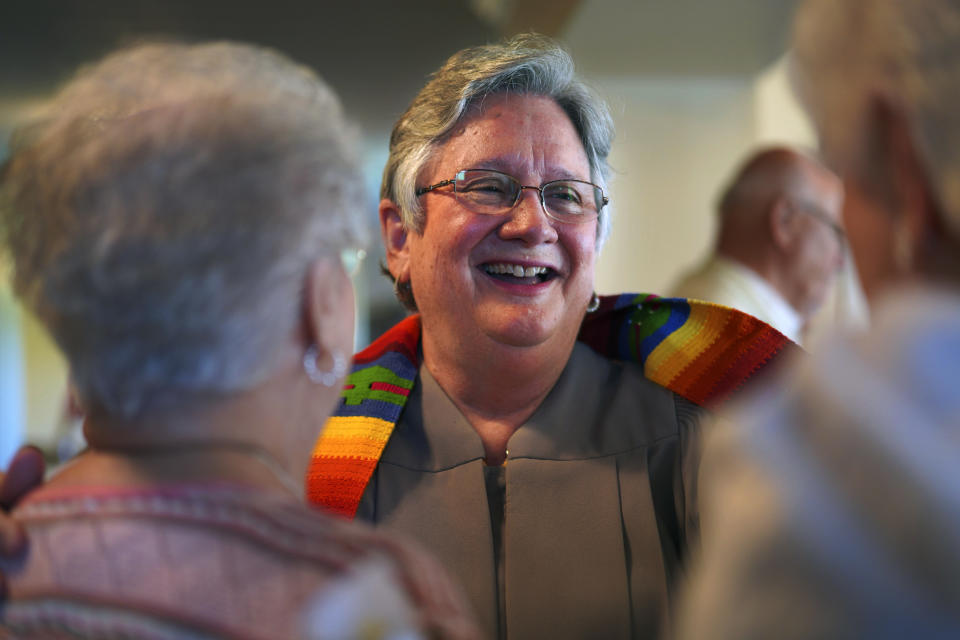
left=499, top=188, right=559, bottom=245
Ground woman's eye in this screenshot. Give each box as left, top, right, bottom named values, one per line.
left=463, top=179, right=508, bottom=193
left=546, top=185, right=582, bottom=203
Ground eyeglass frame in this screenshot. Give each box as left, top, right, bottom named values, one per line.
left=415, top=168, right=609, bottom=223
left=789, top=198, right=847, bottom=249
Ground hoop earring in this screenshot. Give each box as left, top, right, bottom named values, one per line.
left=586, top=292, right=600, bottom=313
left=303, top=345, right=348, bottom=387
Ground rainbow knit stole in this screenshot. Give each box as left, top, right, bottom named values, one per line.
left=307, top=293, right=799, bottom=517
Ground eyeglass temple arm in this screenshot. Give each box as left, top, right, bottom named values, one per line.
left=415, top=179, right=454, bottom=196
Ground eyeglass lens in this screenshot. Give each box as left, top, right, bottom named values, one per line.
left=454, top=170, right=602, bottom=219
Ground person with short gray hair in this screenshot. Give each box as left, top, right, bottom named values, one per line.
left=4, top=41, right=365, bottom=418
left=0, top=41, right=479, bottom=639
left=381, top=32, right=614, bottom=310
left=307, top=33, right=794, bottom=639
left=384, top=33, right=614, bottom=241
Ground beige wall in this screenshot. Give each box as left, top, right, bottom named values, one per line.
left=19, top=310, right=68, bottom=452
left=753, top=56, right=815, bottom=145
left=593, top=77, right=756, bottom=295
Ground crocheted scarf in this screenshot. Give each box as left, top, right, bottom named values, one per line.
left=307, top=293, right=799, bottom=517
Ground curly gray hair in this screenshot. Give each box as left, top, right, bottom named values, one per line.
left=382, top=33, right=614, bottom=248
left=0, top=41, right=366, bottom=417
left=791, top=0, right=960, bottom=239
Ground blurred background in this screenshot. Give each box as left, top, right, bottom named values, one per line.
left=0, top=0, right=864, bottom=465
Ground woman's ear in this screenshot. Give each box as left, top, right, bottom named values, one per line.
left=302, top=255, right=354, bottom=361
left=380, top=198, right=410, bottom=283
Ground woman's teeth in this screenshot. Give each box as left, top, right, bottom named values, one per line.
left=483, top=263, right=550, bottom=278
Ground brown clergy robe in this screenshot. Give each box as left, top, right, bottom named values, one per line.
left=356, top=342, right=703, bottom=639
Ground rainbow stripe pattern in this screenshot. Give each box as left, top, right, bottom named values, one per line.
left=578, top=293, right=799, bottom=407
left=308, top=294, right=798, bottom=517
left=306, top=315, right=420, bottom=517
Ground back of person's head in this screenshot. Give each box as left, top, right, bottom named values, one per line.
left=792, top=0, right=960, bottom=243
left=0, top=41, right=365, bottom=418
left=381, top=32, right=615, bottom=248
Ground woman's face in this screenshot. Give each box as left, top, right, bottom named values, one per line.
left=398, top=93, right=598, bottom=358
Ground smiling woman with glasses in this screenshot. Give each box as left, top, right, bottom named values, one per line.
left=305, top=33, right=796, bottom=640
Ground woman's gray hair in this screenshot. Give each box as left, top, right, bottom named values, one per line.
left=0, top=41, right=366, bottom=417
left=382, top=33, right=614, bottom=249
left=791, top=0, right=960, bottom=239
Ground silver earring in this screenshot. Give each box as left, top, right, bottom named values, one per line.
left=586, top=292, right=600, bottom=313
left=303, top=345, right=348, bottom=387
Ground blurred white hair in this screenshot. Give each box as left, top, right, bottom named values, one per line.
left=0, top=41, right=366, bottom=417
left=791, top=0, right=960, bottom=238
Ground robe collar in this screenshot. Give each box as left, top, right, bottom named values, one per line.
left=307, top=293, right=799, bottom=517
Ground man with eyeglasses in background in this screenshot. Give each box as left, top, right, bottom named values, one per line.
left=671, top=146, right=845, bottom=346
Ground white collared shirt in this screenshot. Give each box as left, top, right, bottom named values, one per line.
left=670, top=256, right=803, bottom=345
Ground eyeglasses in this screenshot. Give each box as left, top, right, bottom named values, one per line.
left=339, top=248, right=366, bottom=277
left=415, top=169, right=608, bottom=224
left=793, top=199, right=847, bottom=248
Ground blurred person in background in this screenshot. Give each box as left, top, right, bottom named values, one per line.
left=0, top=41, right=477, bottom=639
left=306, top=33, right=796, bottom=639
left=671, top=146, right=846, bottom=346
left=676, top=0, right=960, bottom=638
